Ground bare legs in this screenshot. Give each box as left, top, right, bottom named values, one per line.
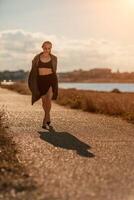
left=41, top=86, right=53, bottom=125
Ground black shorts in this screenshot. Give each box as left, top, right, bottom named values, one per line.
left=37, top=73, right=58, bottom=100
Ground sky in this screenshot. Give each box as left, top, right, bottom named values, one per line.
left=0, top=0, right=134, bottom=72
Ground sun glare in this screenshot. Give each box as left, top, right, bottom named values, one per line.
left=121, top=0, right=134, bottom=10
left=128, top=0, right=134, bottom=6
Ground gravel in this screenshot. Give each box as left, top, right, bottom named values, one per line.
left=0, top=87, right=134, bottom=200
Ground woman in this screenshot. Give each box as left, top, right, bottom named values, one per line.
left=28, top=41, right=58, bottom=129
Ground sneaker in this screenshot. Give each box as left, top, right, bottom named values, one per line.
left=42, top=124, right=49, bottom=129
left=47, top=121, right=51, bottom=126
left=42, top=124, right=47, bottom=129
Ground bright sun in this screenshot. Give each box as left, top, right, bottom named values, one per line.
left=120, top=0, right=134, bottom=8
left=128, top=0, right=134, bottom=5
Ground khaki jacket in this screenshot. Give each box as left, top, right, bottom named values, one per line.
left=28, top=52, right=58, bottom=105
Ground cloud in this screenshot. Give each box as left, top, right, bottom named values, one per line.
left=0, top=29, right=134, bottom=72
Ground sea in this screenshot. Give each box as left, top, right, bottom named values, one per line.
left=58, top=82, right=134, bottom=92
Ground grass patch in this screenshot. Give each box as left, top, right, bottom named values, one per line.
left=56, top=88, right=134, bottom=124
left=0, top=81, right=31, bottom=95
left=1, top=81, right=134, bottom=124
left=0, top=107, right=37, bottom=199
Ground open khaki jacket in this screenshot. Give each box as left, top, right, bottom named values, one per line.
left=28, top=52, right=58, bottom=105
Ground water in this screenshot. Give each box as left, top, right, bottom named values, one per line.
left=58, top=82, right=134, bottom=92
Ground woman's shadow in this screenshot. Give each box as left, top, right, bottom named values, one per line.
left=38, top=125, right=95, bottom=158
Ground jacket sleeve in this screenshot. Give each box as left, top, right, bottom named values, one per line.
left=55, top=56, right=57, bottom=72
left=28, top=59, right=35, bottom=92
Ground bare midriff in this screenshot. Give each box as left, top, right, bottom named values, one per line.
left=38, top=55, right=53, bottom=75
left=38, top=68, right=53, bottom=75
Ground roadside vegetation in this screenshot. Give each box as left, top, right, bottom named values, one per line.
left=1, top=81, right=134, bottom=124
left=0, top=106, right=37, bottom=199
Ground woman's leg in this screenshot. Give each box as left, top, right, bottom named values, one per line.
left=41, top=86, right=53, bottom=125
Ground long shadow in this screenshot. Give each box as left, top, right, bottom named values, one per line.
left=38, top=125, right=95, bottom=158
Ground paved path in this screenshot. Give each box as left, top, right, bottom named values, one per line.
left=0, top=87, right=134, bottom=200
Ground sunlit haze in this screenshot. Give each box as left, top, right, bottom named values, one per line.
left=0, top=0, right=134, bottom=72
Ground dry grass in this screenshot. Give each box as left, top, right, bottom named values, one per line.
left=0, top=81, right=31, bottom=95
left=0, top=107, right=37, bottom=199
left=1, top=81, right=134, bottom=124
left=0, top=108, right=5, bottom=128
left=56, top=88, right=134, bottom=124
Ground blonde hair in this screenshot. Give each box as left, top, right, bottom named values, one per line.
left=42, top=41, right=52, bottom=48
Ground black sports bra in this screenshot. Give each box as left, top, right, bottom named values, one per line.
left=38, top=56, right=53, bottom=69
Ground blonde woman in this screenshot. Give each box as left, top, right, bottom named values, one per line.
left=28, top=41, right=58, bottom=129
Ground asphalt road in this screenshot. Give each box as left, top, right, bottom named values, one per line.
left=0, top=87, right=134, bottom=200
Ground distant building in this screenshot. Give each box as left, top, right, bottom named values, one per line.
left=89, top=68, right=112, bottom=78
left=1, top=79, right=15, bottom=85
left=117, top=69, right=120, bottom=73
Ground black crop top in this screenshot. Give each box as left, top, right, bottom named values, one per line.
left=38, top=57, right=53, bottom=69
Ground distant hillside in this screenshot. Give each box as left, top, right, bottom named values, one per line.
left=0, top=70, right=27, bottom=81
left=0, top=68, right=134, bottom=83
left=58, top=68, right=134, bottom=83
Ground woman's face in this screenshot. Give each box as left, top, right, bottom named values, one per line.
left=42, top=43, right=52, bottom=55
